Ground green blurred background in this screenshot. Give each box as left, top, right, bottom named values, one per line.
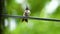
left=4, top=0, right=60, bottom=34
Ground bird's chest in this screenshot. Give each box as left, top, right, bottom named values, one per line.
left=25, top=12, right=29, bottom=16
left=23, top=10, right=30, bottom=16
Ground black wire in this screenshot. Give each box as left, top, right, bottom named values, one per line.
left=29, top=17, right=60, bottom=22
left=1, top=14, right=60, bottom=22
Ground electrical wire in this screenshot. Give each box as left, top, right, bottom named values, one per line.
left=1, top=14, right=60, bottom=22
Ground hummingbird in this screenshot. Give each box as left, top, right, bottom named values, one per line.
left=22, top=6, right=31, bottom=22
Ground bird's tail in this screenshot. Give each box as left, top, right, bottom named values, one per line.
left=22, top=18, right=28, bottom=22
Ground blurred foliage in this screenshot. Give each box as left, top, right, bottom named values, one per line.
left=51, top=6, right=60, bottom=19
left=4, top=0, right=60, bottom=34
